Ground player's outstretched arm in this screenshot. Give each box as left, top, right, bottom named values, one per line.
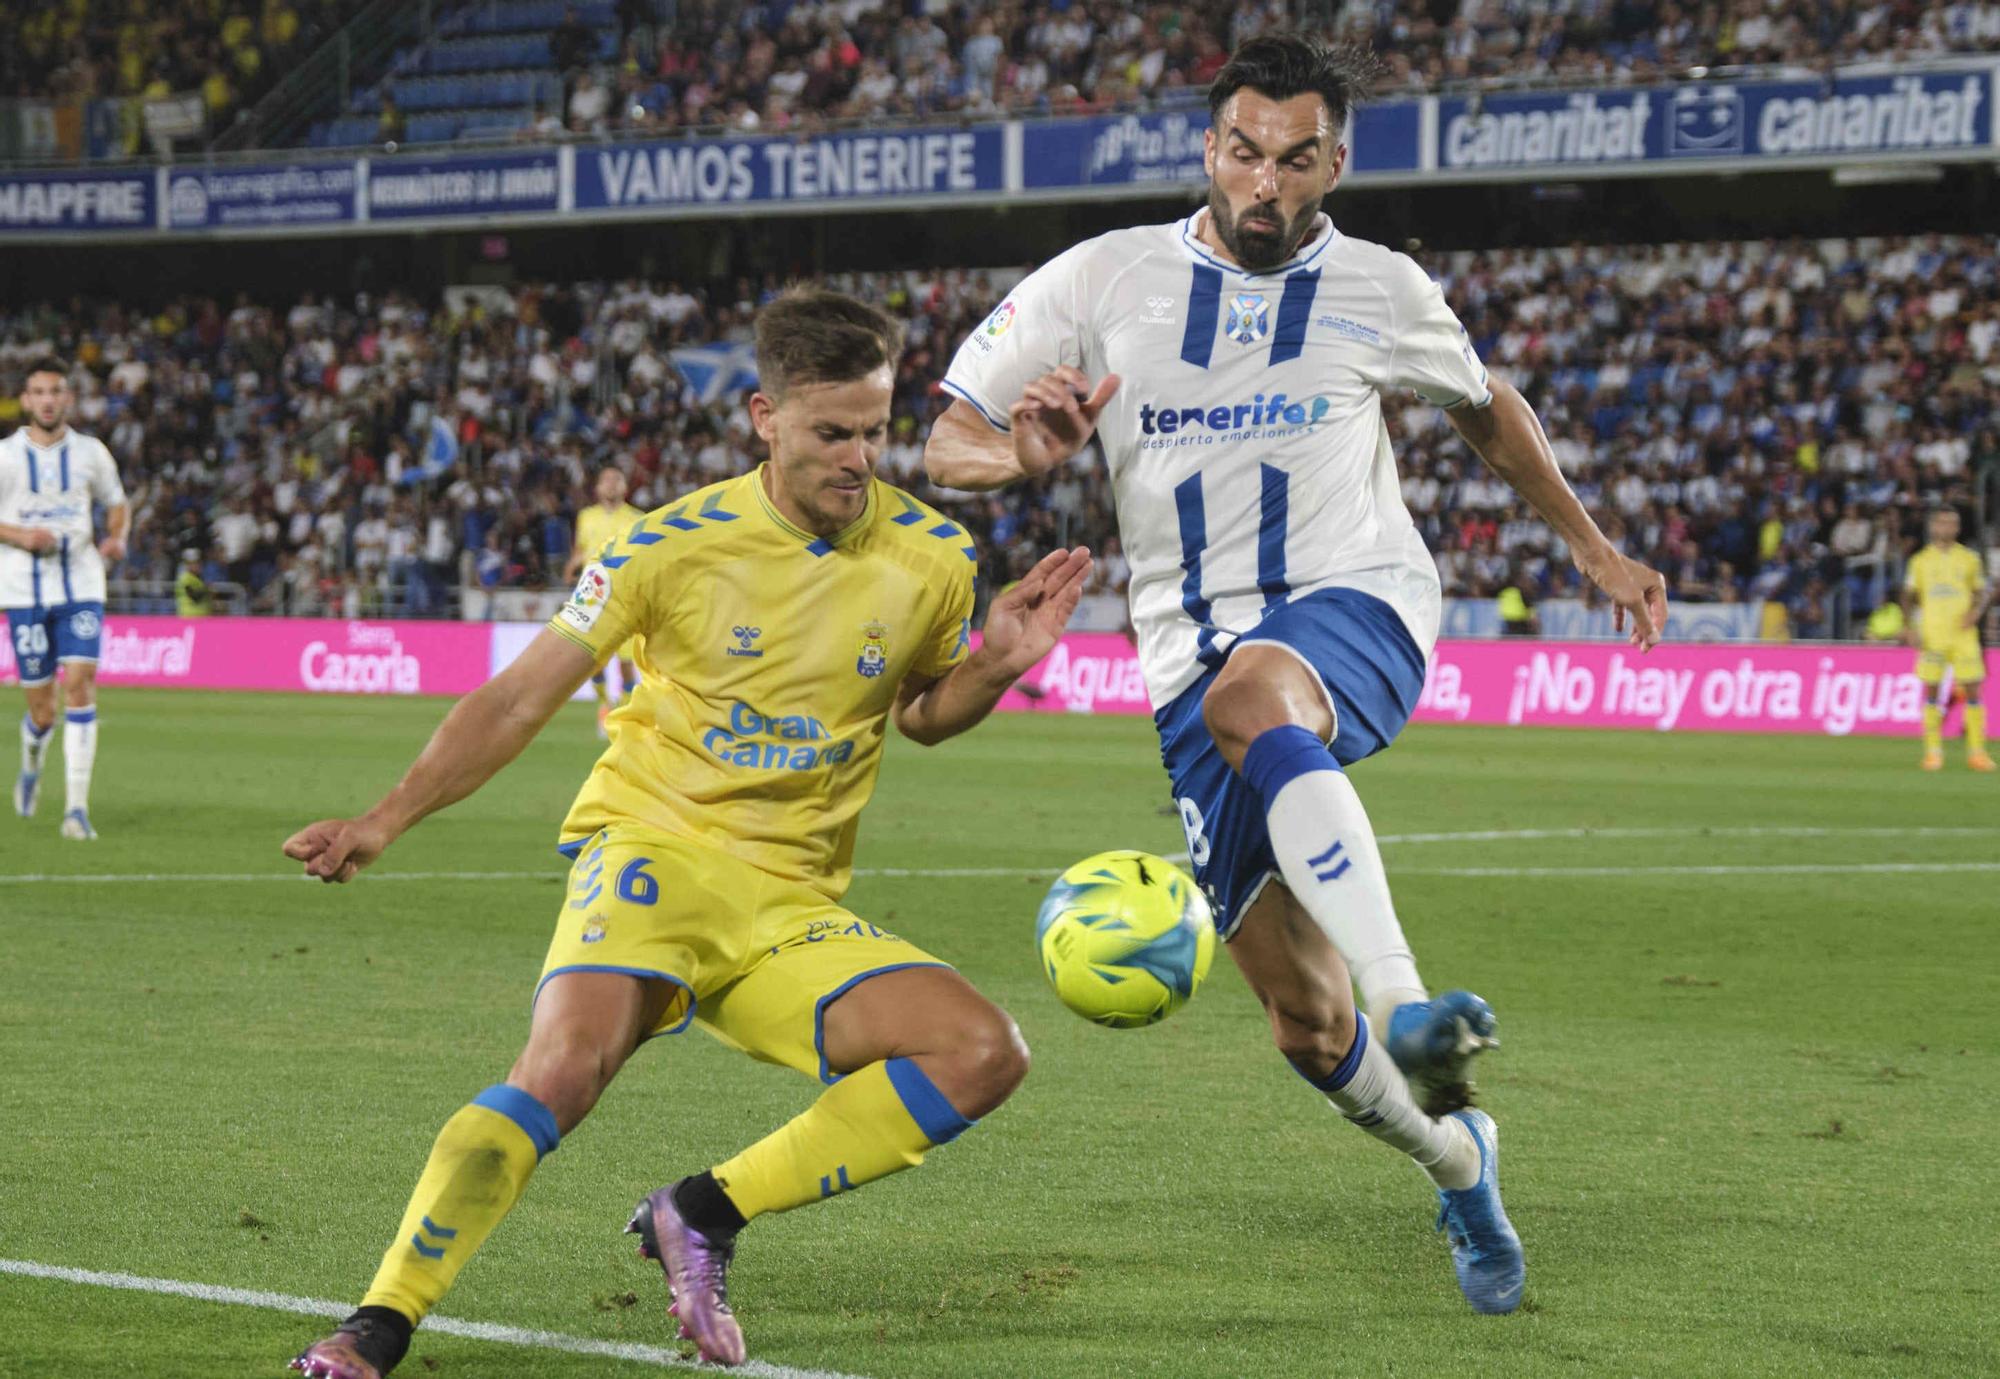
left=283, top=629, right=595, bottom=882
left=895, top=546, right=1092, bottom=746
left=924, top=369, right=1119, bottom=492
left=1449, top=377, right=1667, bottom=650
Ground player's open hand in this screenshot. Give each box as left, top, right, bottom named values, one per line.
left=1578, top=548, right=1668, bottom=650
left=1008, top=368, right=1119, bottom=478
left=283, top=814, right=395, bottom=884
left=981, top=546, right=1093, bottom=676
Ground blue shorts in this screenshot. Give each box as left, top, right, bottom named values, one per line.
left=1154, top=588, right=1426, bottom=939
left=6, top=601, right=105, bottom=686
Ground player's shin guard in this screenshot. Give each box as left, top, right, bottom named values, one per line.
left=358, top=1085, right=560, bottom=1326
left=1923, top=703, right=1945, bottom=754
left=21, top=713, right=52, bottom=774
left=1966, top=704, right=1987, bottom=757
left=1297, top=1017, right=1478, bottom=1191
left=1242, top=726, right=1426, bottom=1031
left=709, top=1058, right=973, bottom=1222
left=63, top=706, right=97, bottom=814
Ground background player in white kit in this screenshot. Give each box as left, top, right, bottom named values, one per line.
left=927, top=36, right=1667, bottom=1314
left=1, top=358, right=130, bottom=839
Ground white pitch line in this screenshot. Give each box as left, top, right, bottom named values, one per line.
left=1399, top=861, right=2000, bottom=878
left=0, top=827, right=1991, bottom=887
left=0, top=1258, right=871, bottom=1379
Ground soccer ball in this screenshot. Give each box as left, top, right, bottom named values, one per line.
left=1034, top=850, right=1216, bottom=1028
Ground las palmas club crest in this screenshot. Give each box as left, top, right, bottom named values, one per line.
left=1226, top=293, right=1269, bottom=346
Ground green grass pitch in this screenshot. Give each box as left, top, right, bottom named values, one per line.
left=1, top=689, right=1994, bottom=1378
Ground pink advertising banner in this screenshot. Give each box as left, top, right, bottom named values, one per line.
left=993, top=634, right=1957, bottom=738
left=0, top=616, right=491, bottom=696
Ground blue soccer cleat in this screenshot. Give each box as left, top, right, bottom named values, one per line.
left=1436, top=1108, right=1525, bottom=1314
left=12, top=770, right=36, bottom=818
left=59, top=807, right=96, bottom=840
left=1387, top=989, right=1498, bottom=1116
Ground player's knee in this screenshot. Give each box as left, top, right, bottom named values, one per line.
left=508, top=1031, right=619, bottom=1132
left=1201, top=677, right=1284, bottom=768
left=950, top=1007, right=1030, bottom=1113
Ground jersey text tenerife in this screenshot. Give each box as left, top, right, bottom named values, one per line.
left=943, top=209, right=1488, bottom=708
left=0, top=428, right=126, bottom=608
left=546, top=468, right=977, bottom=899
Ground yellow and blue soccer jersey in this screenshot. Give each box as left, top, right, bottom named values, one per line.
left=1905, top=543, right=1984, bottom=645
left=575, top=500, right=644, bottom=565
left=1905, top=542, right=1987, bottom=686
left=547, top=466, right=977, bottom=898
left=576, top=500, right=647, bottom=667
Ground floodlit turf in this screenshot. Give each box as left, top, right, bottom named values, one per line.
left=1, top=689, right=1995, bottom=1379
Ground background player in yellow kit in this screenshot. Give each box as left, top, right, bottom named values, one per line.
left=564, top=464, right=644, bottom=737
left=1901, top=507, right=1992, bottom=772
left=282, top=288, right=1093, bottom=1377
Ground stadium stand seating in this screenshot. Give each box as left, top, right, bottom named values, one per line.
left=290, top=0, right=2000, bottom=150
left=0, top=234, right=1991, bottom=634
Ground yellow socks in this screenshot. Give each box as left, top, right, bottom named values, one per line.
left=360, top=1086, right=560, bottom=1324
left=1923, top=703, right=1944, bottom=754
left=712, top=1058, right=973, bottom=1220
left=1967, top=704, right=1988, bottom=757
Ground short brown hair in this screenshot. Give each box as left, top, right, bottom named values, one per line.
left=754, top=288, right=903, bottom=399
left=24, top=356, right=70, bottom=385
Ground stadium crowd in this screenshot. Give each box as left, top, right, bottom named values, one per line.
left=550, top=0, right=2000, bottom=136
left=0, top=232, right=1992, bottom=637
left=0, top=0, right=366, bottom=127
left=10, top=0, right=2000, bottom=139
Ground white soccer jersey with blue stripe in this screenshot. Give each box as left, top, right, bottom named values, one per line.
left=0, top=428, right=126, bottom=609
left=943, top=208, right=1491, bottom=709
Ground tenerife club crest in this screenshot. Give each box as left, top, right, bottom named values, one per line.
left=856, top=620, right=889, bottom=678
left=1225, top=293, right=1269, bottom=346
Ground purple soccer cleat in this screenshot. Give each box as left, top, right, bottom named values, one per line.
left=289, top=1310, right=409, bottom=1378
left=627, top=1184, right=748, bottom=1366
left=289, top=1334, right=383, bottom=1379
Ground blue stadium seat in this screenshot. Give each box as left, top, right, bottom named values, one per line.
left=408, top=113, right=463, bottom=142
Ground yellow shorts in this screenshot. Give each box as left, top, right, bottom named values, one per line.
left=1915, top=632, right=1987, bottom=686
left=540, top=828, right=949, bottom=1082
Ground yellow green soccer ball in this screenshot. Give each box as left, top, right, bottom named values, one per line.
left=1034, top=850, right=1216, bottom=1028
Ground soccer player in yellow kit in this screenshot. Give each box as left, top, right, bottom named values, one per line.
left=565, top=465, right=644, bottom=737
left=283, top=289, right=1092, bottom=1377
left=1901, top=507, right=1993, bottom=772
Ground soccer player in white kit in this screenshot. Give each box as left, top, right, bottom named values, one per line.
left=1, top=358, right=130, bottom=840
left=927, top=36, right=1667, bottom=1314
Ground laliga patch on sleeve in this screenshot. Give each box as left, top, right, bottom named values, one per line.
left=558, top=562, right=613, bottom=633
left=969, top=299, right=1018, bottom=354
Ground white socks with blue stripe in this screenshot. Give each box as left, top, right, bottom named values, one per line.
left=64, top=705, right=96, bottom=814
left=1241, top=726, right=1427, bottom=1035
left=20, top=713, right=52, bottom=777
left=1305, top=1016, right=1478, bottom=1190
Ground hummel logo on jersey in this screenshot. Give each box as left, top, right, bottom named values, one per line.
left=1225, top=293, right=1270, bottom=345
left=1140, top=295, right=1177, bottom=325
left=728, top=624, right=764, bottom=658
